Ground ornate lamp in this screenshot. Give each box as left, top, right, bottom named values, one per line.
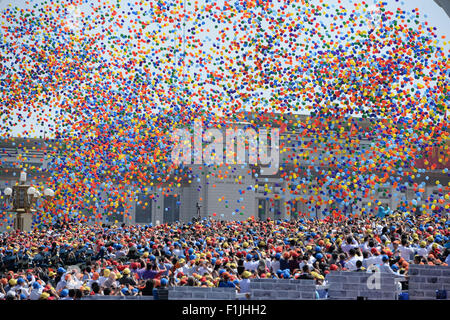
left=3, top=170, right=54, bottom=232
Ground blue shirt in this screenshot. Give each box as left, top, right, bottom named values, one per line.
left=218, top=280, right=235, bottom=288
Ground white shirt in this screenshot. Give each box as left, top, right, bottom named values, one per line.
left=106, top=252, right=116, bottom=259
left=239, top=279, right=251, bottom=293
left=175, top=265, right=193, bottom=277
left=7, top=285, right=19, bottom=293
left=375, top=224, right=383, bottom=235
left=378, top=263, right=405, bottom=278
left=415, top=247, right=428, bottom=257
left=115, top=250, right=126, bottom=257
left=364, top=255, right=383, bottom=268
left=345, top=256, right=362, bottom=271
left=29, top=288, right=43, bottom=300
left=398, top=246, right=415, bottom=261
left=18, top=286, right=30, bottom=299
left=270, top=260, right=280, bottom=273
left=56, top=280, right=67, bottom=292
left=359, top=242, right=370, bottom=253
left=341, top=241, right=358, bottom=254
left=98, top=276, right=108, bottom=287
left=243, top=260, right=258, bottom=272
left=264, top=258, right=272, bottom=270
left=87, top=279, right=99, bottom=288
left=196, top=266, right=210, bottom=276
left=445, top=255, right=450, bottom=265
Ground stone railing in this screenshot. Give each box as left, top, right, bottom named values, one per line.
left=408, top=265, right=450, bottom=300
left=248, top=278, right=317, bottom=300
left=326, top=271, right=402, bottom=300
left=167, top=286, right=237, bottom=300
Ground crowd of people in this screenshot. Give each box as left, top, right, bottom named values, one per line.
left=0, top=212, right=449, bottom=300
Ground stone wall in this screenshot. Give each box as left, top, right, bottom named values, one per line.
left=248, top=279, right=317, bottom=300
left=168, top=286, right=237, bottom=300
left=408, top=265, right=450, bottom=300
left=326, top=271, right=400, bottom=300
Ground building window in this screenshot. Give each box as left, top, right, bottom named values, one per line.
left=81, top=208, right=94, bottom=223
left=257, top=199, right=266, bottom=220
left=163, top=195, right=179, bottom=224
left=107, top=205, right=124, bottom=224
left=274, top=199, right=281, bottom=216
left=136, top=194, right=152, bottom=223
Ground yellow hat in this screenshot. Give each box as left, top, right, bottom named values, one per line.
left=142, top=252, right=149, bottom=258
left=40, top=292, right=50, bottom=300
left=116, top=273, right=122, bottom=279
left=420, top=241, right=427, bottom=248
left=9, top=278, right=17, bottom=286
left=242, top=271, right=251, bottom=279
left=311, top=272, right=324, bottom=280
left=104, top=269, right=111, bottom=277
left=123, top=268, right=130, bottom=275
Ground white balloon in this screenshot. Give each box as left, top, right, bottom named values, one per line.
left=44, top=188, right=55, bottom=197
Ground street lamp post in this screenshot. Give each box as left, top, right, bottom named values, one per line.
left=196, top=202, right=202, bottom=221
left=3, top=170, right=54, bottom=232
